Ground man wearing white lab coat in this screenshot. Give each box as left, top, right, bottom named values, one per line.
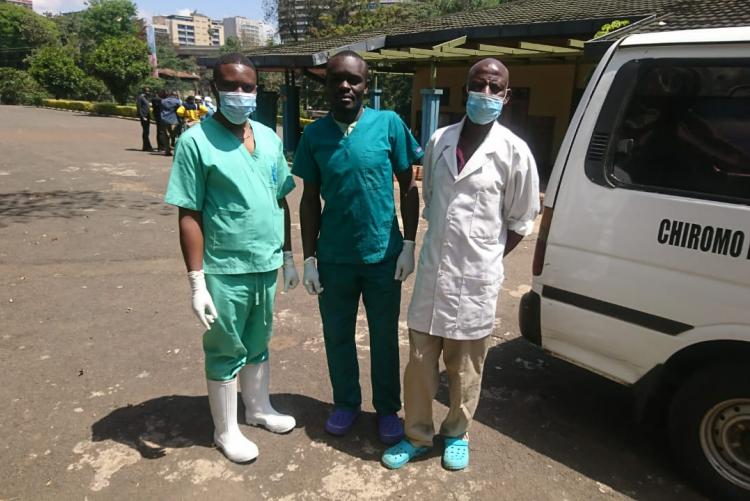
left=382, top=58, right=540, bottom=470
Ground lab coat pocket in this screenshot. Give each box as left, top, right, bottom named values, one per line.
left=456, top=276, right=495, bottom=331
left=209, top=208, right=252, bottom=252
left=469, top=191, right=501, bottom=242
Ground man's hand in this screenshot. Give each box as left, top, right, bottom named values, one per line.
left=303, top=256, right=324, bottom=295
left=282, top=251, right=300, bottom=292
left=188, top=270, right=217, bottom=330
left=394, top=240, right=416, bottom=281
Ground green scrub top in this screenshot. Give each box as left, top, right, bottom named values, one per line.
left=165, top=117, right=295, bottom=274
left=292, top=108, right=423, bottom=265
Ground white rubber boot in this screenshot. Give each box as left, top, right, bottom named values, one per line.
left=240, top=361, right=296, bottom=434
left=207, top=378, right=259, bottom=463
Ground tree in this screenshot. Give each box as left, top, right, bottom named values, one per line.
left=264, top=0, right=332, bottom=43
left=263, top=0, right=509, bottom=40
left=221, top=35, right=266, bottom=54
left=27, top=46, right=85, bottom=99
left=88, top=36, right=150, bottom=103
left=155, top=33, right=197, bottom=72
left=52, top=10, right=85, bottom=53
left=0, top=68, right=48, bottom=105
left=80, top=0, right=139, bottom=46
left=75, top=76, right=112, bottom=101
left=0, top=4, right=59, bottom=68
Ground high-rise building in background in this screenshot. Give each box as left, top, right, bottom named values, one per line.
left=4, top=0, right=33, bottom=8
left=222, top=17, right=275, bottom=47
left=276, top=0, right=406, bottom=44
left=277, top=0, right=312, bottom=43
left=152, top=12, right=225, bottom=47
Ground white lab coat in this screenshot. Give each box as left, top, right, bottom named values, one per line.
left=407, top=118, right=540, bottom=340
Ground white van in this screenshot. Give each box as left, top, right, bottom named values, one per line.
left=519, top=27, right=750, bottom=499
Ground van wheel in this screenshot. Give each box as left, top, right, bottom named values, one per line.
left=668, top=364, right=750, bottom=500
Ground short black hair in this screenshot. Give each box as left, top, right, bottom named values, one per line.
left=212, top=53, right=256, bottom=81
left=326, top=50, right=368, bottom=74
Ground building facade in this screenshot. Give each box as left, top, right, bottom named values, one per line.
left=277, top=0, right=311, bottom=43
left=223, top=17, right=274, bottom=47
left=152, top=12, right=225, bottom=47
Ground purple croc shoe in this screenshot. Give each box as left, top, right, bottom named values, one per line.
left=377, top=413, right=404, bottom=445
left=325, top=408, right=360, bottom=436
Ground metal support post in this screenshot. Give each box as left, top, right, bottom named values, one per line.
left=420, top=88, right=443, bottom=149
left=370, top=89, right=383, bottom=110
left=282, top=81, right=300, bottom=153
left=255, top=87, right=279, bottom=130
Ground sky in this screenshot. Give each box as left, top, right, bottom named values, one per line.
left=32, top=0, right=267, bottom=24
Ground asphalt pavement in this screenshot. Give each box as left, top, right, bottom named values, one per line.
left=0, top=106, right=705, bottom=500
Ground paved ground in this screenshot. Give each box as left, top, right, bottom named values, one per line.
left=0, top=106, right=705, bottom=500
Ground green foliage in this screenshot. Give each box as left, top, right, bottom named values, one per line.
left=155, top=32, right=197, bottom=72
left=75, top=76, right=112, bottom=101
left=80, top=0, right=139, bottom=46
left=380, top=73, right=413, bottom=123
left=594, top=19, right=631, bottom=39
left=127, top=76, right=164, bottom=102
left=27, top=46, right=85, bottom=99
left=221, top=36, right=243, bottom=54
left=42, top=99, right=138, bottom=117
left=292, top=0, right=508, bottom=39
left=87, top=36, right=151, bottom=104
left=0, top=3, right=60, bottom=68
left=43, top=99, right=93, bottom=111
left=138, top=76, right=165, bottom=92
left=0, top=68, right=48, bottom=105
left=90, top=102, right=138, bottom=117
left=53, top=11, right=85, bottom=57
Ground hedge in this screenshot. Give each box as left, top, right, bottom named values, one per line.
left=42, top=99, right=315, bottom=126
left=42, top=99, right=138, bottom=118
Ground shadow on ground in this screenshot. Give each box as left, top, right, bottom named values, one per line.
left=434, top=337, right=699, bottom=500
left=91, top=395, right=214, bottom=459
left=0, top=190, right=170, bottom=227
left=91, top=392, right=442, bottom=466
left=280, top=393, right=442, bottom=465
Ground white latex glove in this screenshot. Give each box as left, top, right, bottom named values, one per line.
left=282, top=251, right=299, bottom=292
left=303, top=256, right=324, bottom=295
left=394, top=240, right=416, bottom=281
left=188, top=270, right=218, bottom=330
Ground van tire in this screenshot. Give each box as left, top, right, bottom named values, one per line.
left=668, top=364, right=750, bottom=500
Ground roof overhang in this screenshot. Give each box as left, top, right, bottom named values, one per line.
left=359, top=35, right=586, bottom=65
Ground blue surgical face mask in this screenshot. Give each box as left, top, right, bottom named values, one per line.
left=219, top=91, right=257, bottom=125
left=466, top=91, right=505, bottom=125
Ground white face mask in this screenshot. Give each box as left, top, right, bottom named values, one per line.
left=219, top=91, right=257, bottom=124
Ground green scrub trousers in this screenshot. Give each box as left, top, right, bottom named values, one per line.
left=203, top=270, right=277, bottom=381
left=317, top=257, right=402, bottom=415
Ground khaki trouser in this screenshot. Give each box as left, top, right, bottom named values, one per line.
left=403, top=329, right=492, bottom=448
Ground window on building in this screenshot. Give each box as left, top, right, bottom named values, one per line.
left=608, top=60, right=750, bottom=204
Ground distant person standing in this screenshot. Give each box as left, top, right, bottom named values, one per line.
left=177, top=95, right=208, bottom=131
left=152, top=89, right=166, bottom=151
left=136, top=87, right=153, bottom=152
left=203, top=96, right=216, bottom=118
left=160, top=90, right=182, bottom=157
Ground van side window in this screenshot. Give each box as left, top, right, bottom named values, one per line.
left=609, top=61, right=750, bottom=204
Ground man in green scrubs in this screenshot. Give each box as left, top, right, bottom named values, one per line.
left=293, top=50, right=423, bottom=444
left=165, top=53, right=298, bottom=464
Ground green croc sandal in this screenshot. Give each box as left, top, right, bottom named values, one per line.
left=443, top=436, right=469, bottom=470
left=382, top=439, right=430, bottom=469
